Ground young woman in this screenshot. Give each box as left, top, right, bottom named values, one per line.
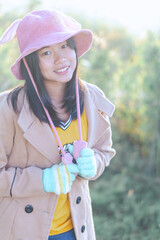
left=0, top=9, right=116, bottom=240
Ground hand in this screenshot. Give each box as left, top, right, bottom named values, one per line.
left=42, top=163, right=79, bottom=195
left=68, top=145, right=97, bottom=178
left=69, top=145, right=97, bottom=178
left=76, top=147, right=97, bottom=179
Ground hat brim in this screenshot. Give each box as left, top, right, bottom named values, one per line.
left=11, top=29, right=93, bottom=80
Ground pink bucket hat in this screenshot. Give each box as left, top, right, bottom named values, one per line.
left=0, top=9, right=93, bottom=80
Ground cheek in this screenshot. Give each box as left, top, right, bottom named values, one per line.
left=39, top=61, right=50, bottom=74
left=70, top=52, right=77, bottom=68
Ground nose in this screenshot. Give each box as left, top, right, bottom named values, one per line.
left=54, top=50, right=66, bottom=65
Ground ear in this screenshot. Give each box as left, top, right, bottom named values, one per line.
left=0, top=19, right=21, bottom=45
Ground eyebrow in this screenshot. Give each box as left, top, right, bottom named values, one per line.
left=39, top=41, right=68, bottom=50
left=39, top=46, right=50, bottom=51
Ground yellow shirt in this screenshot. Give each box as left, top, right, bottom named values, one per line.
left=49, top=108, right=88, bottom=235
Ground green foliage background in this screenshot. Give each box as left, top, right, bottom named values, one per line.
left=0, top=4, right=160, bottom=240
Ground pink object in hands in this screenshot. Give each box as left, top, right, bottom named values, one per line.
left=73, top=140, right=87, bottom=160
left=61, top=152, right=73, bottom=164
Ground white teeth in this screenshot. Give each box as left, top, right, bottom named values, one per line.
left=55, top=66, right=69, bottom=73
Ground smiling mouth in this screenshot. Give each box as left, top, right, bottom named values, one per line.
left=54, top=66, right=70, bottom=73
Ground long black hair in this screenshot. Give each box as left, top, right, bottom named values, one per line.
left=8, top=38, right=84, bottom=126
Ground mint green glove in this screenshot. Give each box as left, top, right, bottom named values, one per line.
left=42, top=163, right=79, bottom=195
left=77, top=148, right=97, bottom=178
left=68, top=145, right=97, bottom=179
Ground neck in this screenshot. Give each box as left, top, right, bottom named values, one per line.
left=45, top=81, right=66, bottom=107
left=45, top=81, right=70, bottom=122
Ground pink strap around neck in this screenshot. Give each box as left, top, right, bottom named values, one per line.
left=23, top=58, right=82, bottom=157
left=23, top=58, right=66, bottom=156
left=75, top=77, right=82, bottom=141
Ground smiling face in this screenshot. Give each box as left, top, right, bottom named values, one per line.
left=37, top=40, right=77, bottom=86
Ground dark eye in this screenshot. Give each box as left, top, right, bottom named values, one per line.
left=42, top=51, right=51, bottom=56
left=62, top=44, right=68, bottom=49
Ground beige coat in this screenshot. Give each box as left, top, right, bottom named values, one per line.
left=0, top=81, right=116, bottom=240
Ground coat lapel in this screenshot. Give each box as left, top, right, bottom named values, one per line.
left=17, top=95, right=59, bottom=163
left=83, top=82, right=115, bottom=148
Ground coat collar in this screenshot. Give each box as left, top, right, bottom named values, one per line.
left=17, top=83, right=115, bottom=162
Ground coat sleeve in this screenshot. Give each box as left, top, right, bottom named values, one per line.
left=83, top=82, right=116, bottom=181
left=91, top=118, right=116, bottom=180
left=0, top=94, right=45, bottom=198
